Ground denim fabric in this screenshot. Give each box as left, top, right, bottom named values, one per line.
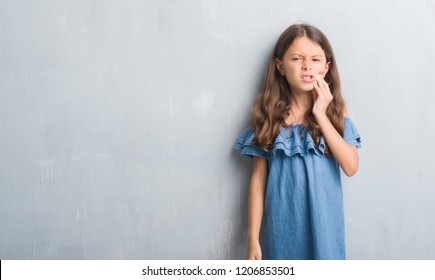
left=235, top=117, right=361, bottom=260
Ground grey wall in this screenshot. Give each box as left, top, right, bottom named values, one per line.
left=1, top=0, right=434, bottom=259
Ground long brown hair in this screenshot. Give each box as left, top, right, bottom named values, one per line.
left=251, top=23, right=345, bottom=155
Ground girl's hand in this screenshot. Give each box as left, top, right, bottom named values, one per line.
left=247, top=240, right=262, bottom=260
left=312, top=74, right=333, bottom=118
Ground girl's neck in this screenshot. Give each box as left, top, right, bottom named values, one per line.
left=291, top=93, right=312, bottom=111
left=287, top=90, right=313, bottom=125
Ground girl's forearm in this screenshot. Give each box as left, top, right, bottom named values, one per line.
left=248, top=184, right=265, bottom=243
left=315, top=114, right=359, bottom=176
left=248, top=157, right=268, bottom=242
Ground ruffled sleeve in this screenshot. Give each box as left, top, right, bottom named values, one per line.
left=234, top=127, right=274, bottom=158
left=343, top=118, right=362, bottom=149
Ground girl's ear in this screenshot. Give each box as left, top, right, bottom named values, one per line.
left=275, top=58, right=285, bottom=76
left=324, top=61, right=330, bottom=77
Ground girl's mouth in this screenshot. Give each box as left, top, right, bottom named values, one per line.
left=300, top=74, right=315, bottom=83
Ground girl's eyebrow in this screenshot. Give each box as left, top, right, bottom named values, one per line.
left=289, top=53, right=325, bottom=57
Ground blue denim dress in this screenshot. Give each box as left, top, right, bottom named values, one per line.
left=235, top=117, right=361, bottom=260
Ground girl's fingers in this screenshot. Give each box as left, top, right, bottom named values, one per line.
left=312, top=83, right=319, bottom=98
left=315, top=75, right=322, bottom=88
left=317, top=74, right=328, bottom=88
left=317, top=77, right=325, bottom=91
left=313, top=78, right=324, bottom=97
left=312, top=88, right=318, bottom=99
left=315, top=74, right=332, bottom=98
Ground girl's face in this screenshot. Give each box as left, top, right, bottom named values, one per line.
left=275, top=35, right=330, bottom=93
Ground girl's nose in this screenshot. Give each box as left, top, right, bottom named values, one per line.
left=302, top=63, right=312, bottom=70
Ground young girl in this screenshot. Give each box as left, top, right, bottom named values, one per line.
left=235, top=23, right=361, bottom=260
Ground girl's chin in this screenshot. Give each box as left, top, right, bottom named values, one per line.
left=289, top=79, right=315, bottom=93
left=293, top=84, right=314, bottom=93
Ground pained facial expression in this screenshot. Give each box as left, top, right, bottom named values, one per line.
left=275, top=35, right=330, bottom=93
